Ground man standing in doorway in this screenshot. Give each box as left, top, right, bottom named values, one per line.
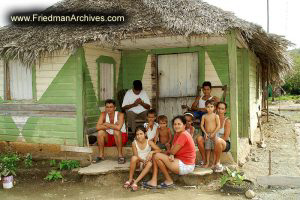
left=122, top=80, right=151, bottom=132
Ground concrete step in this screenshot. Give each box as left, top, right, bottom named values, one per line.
left=0, top=142, right=235, bottom=166
left=79, top=159, right=227, bottom=186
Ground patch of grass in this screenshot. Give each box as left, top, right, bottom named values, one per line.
left=44, top=170, right=63, bottom=181
left=268, top=95, right=300, bottom=101
left=24, top=153, right=33, bottom=168
left=59, top=160, right=80, bottom=170
left=49, top=159, right=56, bottom=167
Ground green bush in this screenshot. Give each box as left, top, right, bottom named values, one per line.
left=44, top=170, right=63, bottom=181
left=283, top=49, right=300, bottom=95
left=0, top=153, right=20, bottom=177
left=220, top=167, right=245, bottom=187
left=59, top=160, right=80, bottom=170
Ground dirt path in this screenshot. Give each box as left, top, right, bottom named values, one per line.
left=1, top=103, right=300, bottom=200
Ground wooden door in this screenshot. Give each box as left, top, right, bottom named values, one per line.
left=157, top=53, right=198, bottom=126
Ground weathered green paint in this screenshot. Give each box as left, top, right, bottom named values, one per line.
left=32, top=64, right=37, bottom=101
left=96, top=56, right=117, bottom=106
left=204, top=45, right=230, bottom=113
left=198, top=47, right=205, bottom=86
left=22, top=117, right=77, bottom=144
left=76, top=48, right=85, bottom=146
left=237, top=50, right=244, bottom=137
left=0, top=116, right=19, bottom=138
left=227, top=30, right=238, bottom=162
left=121, top=50, right=148, bottom=89
left=83, top=54, right=101, bottom=129
left=242, top=49, right=250, bottom=138
left=38, top=54, right=76, bottom=104
left=205, top=45, right=229, bottom=86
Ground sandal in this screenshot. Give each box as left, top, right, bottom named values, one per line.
left=118, top=157, right=126, bottom=164
left=214, top=164, right=224, bottom=173
left=142, top=182, right=157, bottom=189
left=123, top=179, right=134, bottom=189
left=131, top=183, right=138, bottom=191
left=158, top=182, right=175, bottom=189
left=92, top=157, right=104, bottom=163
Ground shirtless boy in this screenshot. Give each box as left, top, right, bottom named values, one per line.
left=155, top=115, right=172, bottom=151
left=200, top=100, right=220, bottom=168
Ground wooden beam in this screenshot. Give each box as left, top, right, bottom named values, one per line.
left=0, top=104, right=76, bottom=112
left=257, top=176, right=300, bottom=187
left=227, top=30, right=239, bottom=162
left=76, top=48, right=85, bottom=147
left=242, top=49, right=250, bottom=138
left=60, top=145, right=93, bottom=153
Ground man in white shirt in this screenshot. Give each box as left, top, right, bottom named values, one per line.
left=122, top=80, right=151, bottom=132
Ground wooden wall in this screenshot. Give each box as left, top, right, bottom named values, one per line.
left=0, top=51, right=82, bottom=146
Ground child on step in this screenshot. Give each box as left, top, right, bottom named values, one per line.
left=200, top=100, right=220, bottom=168
left=124, top=126, right=161, bottom=191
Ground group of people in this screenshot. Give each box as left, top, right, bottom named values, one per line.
left=93, top=80, right=231, bottom=191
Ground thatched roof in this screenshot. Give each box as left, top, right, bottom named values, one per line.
left=0, top=0, right=293, bottom=80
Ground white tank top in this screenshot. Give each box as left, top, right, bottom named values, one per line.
left=198, top=96, right=213, bottom=108
left=217, top=117, right=229, bottom=140
left=134, top=139, right=151, bottom=160
left=105, top=111, right=126, bottom=135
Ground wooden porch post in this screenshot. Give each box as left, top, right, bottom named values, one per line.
left=227, top=30, right=239, bottom=162
left=76, top=48, right=85, bottom=146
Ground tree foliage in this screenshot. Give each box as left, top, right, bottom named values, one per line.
left=282, top=48, right=300, bottom=95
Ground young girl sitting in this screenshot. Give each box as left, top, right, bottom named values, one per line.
left=124, top=125, right=161, bottom=191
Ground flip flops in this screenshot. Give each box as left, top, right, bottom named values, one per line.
left=92, top=157, right=104, bottom=163
left=142, top=182, right=157, bottom=189
left=157, top=182, right=175, bottom=189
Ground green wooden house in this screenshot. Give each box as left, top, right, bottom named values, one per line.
left=0, top=0, right=292, bottom=161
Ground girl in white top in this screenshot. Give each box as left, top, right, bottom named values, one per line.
left=124, top=126, right=161, bottom=191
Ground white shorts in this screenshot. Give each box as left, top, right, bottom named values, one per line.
left=178, top=160, right=195, bottom=175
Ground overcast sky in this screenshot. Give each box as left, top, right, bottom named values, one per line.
left=0, top=0, right=299, bottom=49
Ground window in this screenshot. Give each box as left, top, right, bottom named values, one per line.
left=5, top=60, right=33, bottom=100
left=96, top=56, right=116, bottom=105
left=99, top=63, right=114, bottom=100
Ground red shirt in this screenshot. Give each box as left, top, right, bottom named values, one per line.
left=172, top=131, right=196, bottom=165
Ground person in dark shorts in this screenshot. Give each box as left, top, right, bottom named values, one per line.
left=213, top=102, right=231, bottom=172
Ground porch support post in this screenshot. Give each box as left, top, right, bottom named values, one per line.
left=227, top=30, right=239, bottom=162
left=76, top=48, right=85, bottom=146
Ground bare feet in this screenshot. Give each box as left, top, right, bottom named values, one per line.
left=203, top=163, right=209, bottom=168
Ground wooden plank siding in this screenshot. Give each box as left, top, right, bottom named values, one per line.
left=0, top=52, right=80, bottom=146
left=36, top=53, right=70, bottom=101
left=83, top=45, right=121, bottom=102
left=249, top=51, right=263, bottom=140
left=157, top=53, right=198, bottom=126
left=82, top=45, right=121, bottom=130
left=142, top=55, right=153, bottom=106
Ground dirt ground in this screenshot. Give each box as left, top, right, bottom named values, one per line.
left=1, top=100, right=300, bottom=200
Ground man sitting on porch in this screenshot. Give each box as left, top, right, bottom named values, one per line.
left=122, top=80, right=151, bottom=133
left=94, top=99, right=127, bottom=164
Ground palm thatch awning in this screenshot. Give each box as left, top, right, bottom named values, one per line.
left=0, top=0, right=293, bottom=80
